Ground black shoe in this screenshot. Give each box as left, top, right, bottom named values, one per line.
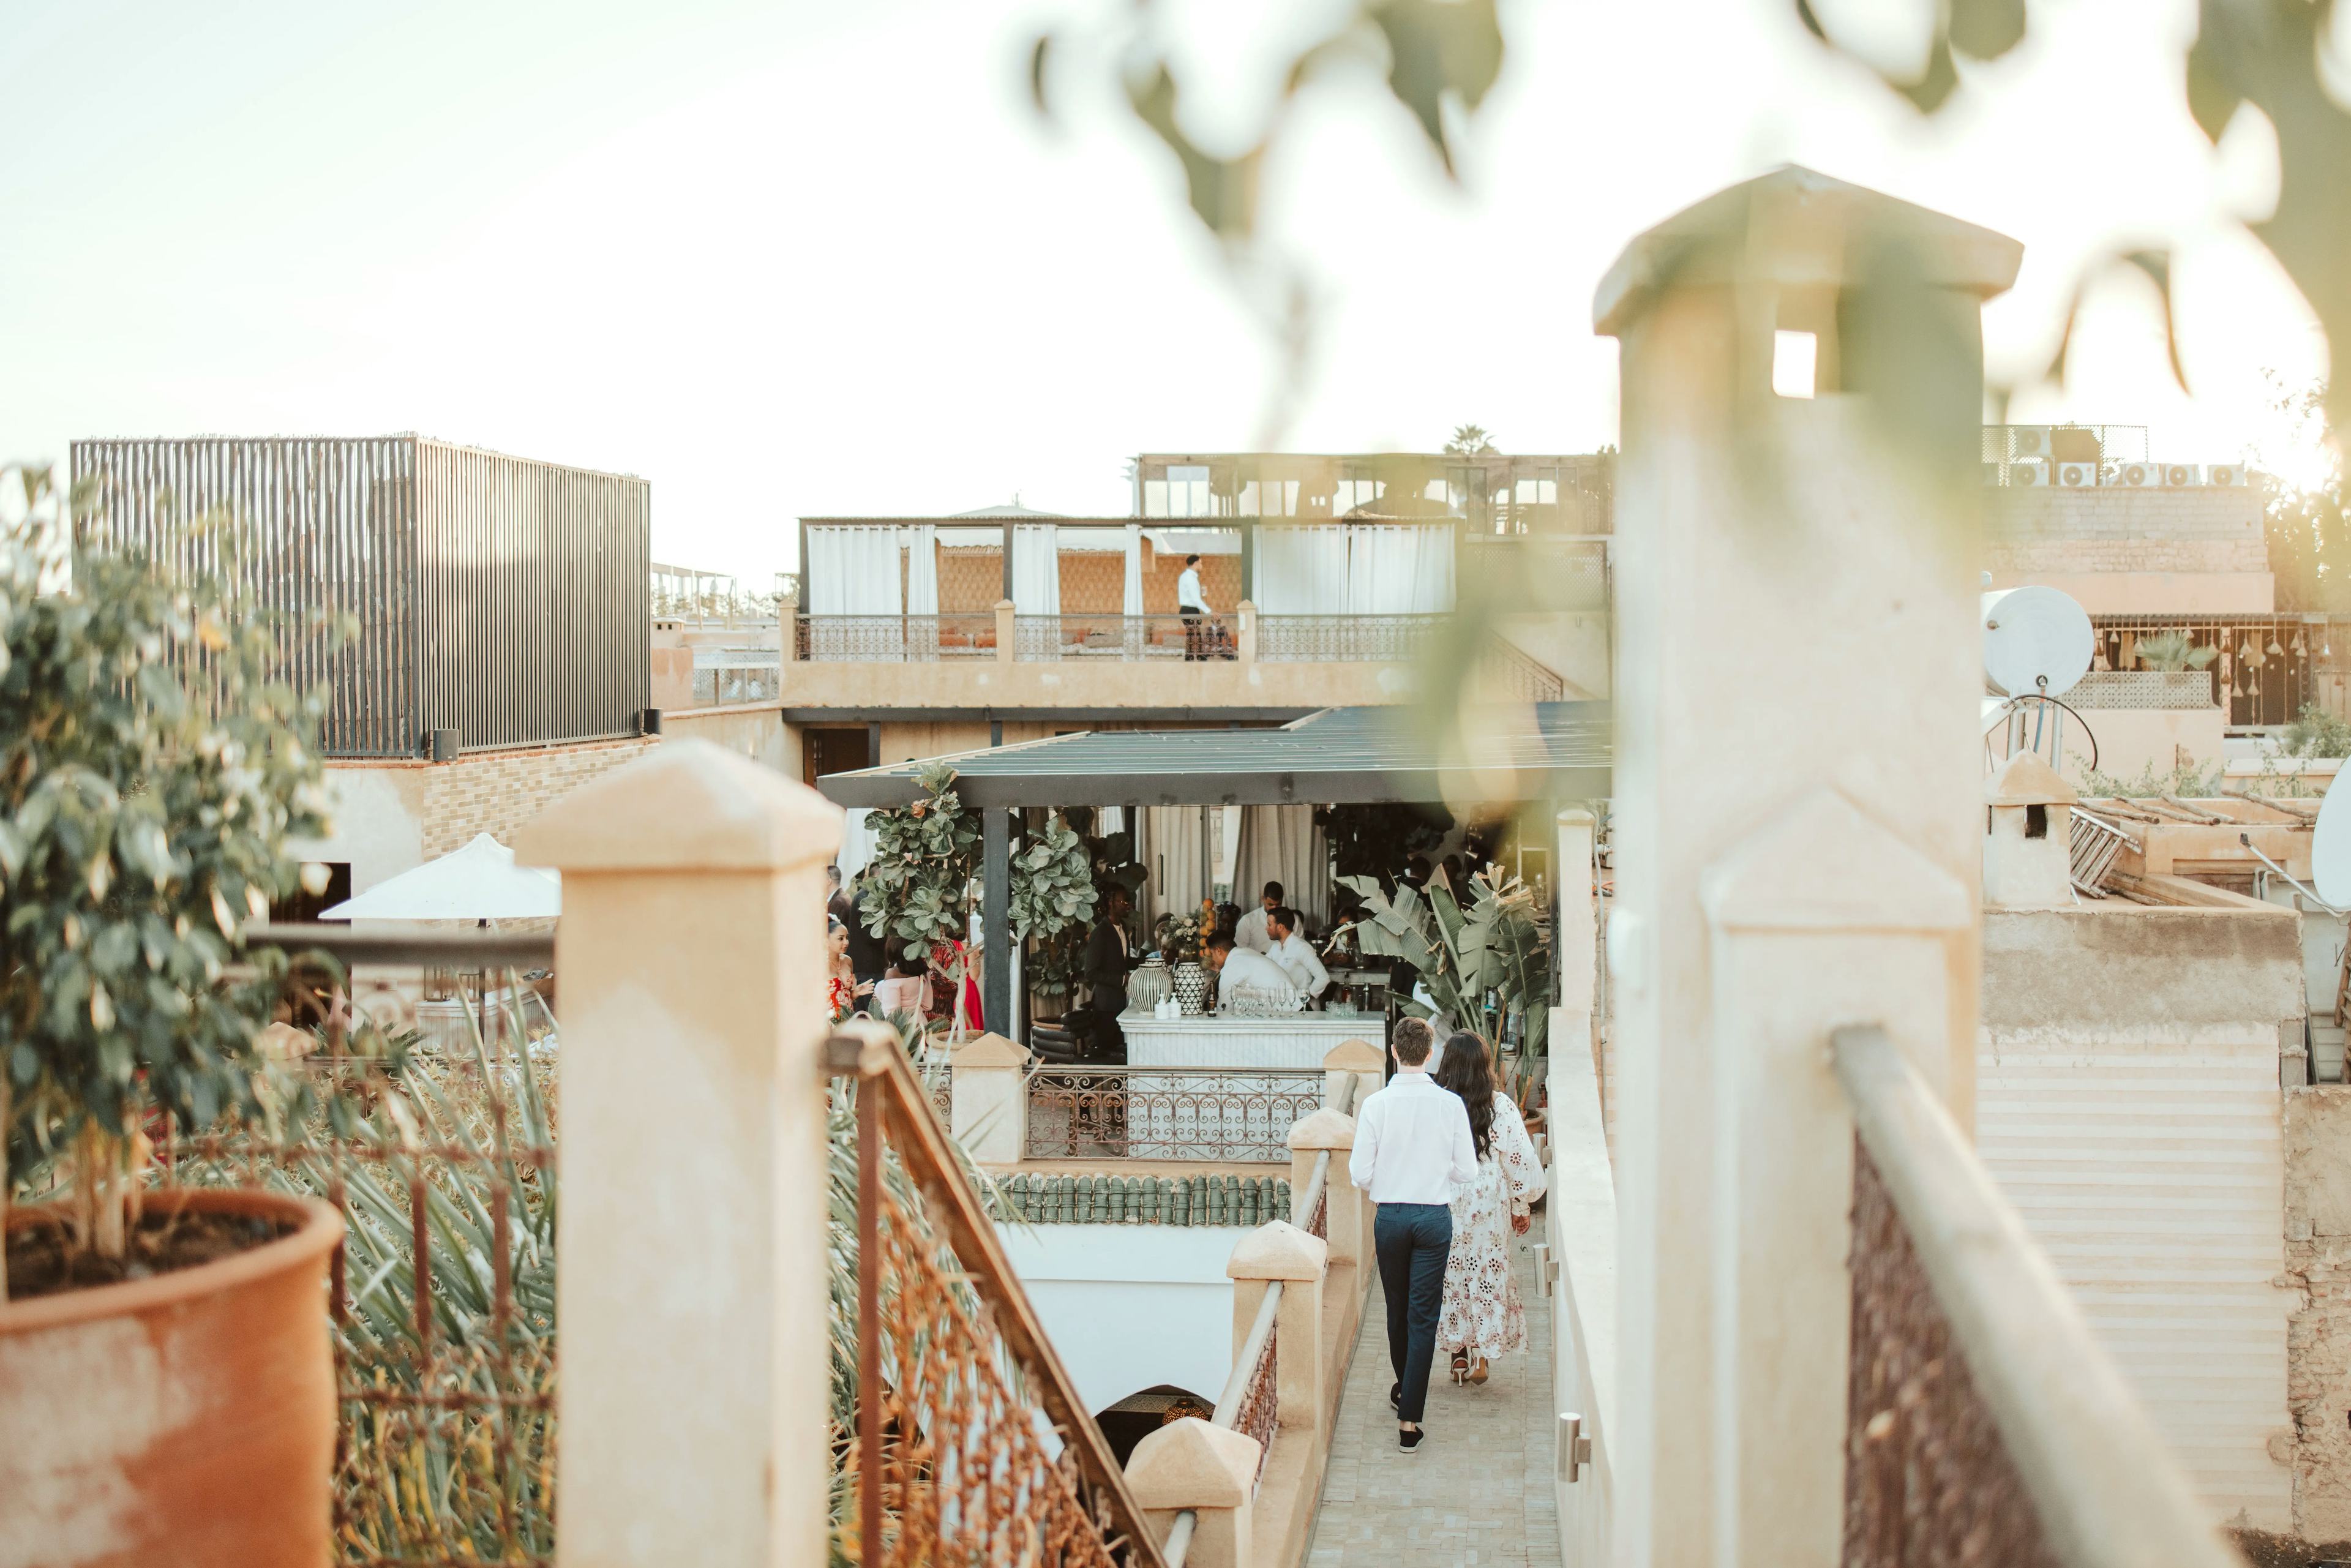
left=1389, top=1383, right=1401, bottom=1413
left=1398, top=1427, right=1425, bottom=1455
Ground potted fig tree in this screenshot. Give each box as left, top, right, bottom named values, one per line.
left=0, top=467, right=344, bottom=1567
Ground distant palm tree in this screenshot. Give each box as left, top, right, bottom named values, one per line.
left=1446, top=424, right=1495, bottom=456
left=2134, top=628, right=2217, bottom=672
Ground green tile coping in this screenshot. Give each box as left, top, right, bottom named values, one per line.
left=997, top=1172, right=1295, bottom=1226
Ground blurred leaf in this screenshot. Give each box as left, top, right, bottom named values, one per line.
left=2122, top=248, right=2189, bottom=392
left=1029, top=32, right=1054, bottom=119
left=1370, top=0, right=1505, bottom=176
left=2183, top=26, right=2243, bottom=142
left=1948, top=0, right=2025, bottom=60
left=1898, top=34, right=1960, bottom=113
left=1126, top=62, right=1263, bottom=239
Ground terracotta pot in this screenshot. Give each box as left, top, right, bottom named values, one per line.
left=0, top=1187, right=343, bottom=1568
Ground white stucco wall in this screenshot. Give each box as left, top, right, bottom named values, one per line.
left=290, top=765, right=429, bottom=895
left=995, top=1224, right=1249, bottom=1418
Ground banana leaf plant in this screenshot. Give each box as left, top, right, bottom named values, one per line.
left=1338, top=864, right=1553, bottom=1060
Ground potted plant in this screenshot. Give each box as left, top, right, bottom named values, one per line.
left=0, top=471, right=343, bottom=1567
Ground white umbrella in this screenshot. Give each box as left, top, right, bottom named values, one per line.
left=321, top=833, right=561, bottom=921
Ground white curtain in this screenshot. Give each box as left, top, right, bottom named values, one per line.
left=1122, top=525, right=1146, bottom=616
left=1012, top=524, right=1061, bottom=615
left=1232, top=805, right=1331, bottom=927
left=1142, top=806, right=1208, bottom=927
left=806, top=526, right=902, bottom=615
left=1346, top=526, right=1454, bottom=613
left=1253, top=525, right=1350, bottom=614
left=903, top=525, right=939, bottom=615
left=836, top=809, right=876, bottom=882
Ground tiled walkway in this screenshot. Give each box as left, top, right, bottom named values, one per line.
left=1305, top=1232, right=1562, bottom=1567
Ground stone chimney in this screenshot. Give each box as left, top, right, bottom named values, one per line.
left=1982, top=751, right=2077, bottom=908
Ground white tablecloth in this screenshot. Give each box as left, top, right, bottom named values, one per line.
left=1119, top=1011, right=1381, bottom=1070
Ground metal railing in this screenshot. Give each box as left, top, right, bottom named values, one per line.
left=1256, top=613, right=1447, bottom=662
left=1831, top=1025, right=2237, bottom=1568
left=1161, top=1072, right=1360, bottom=1568
left=794, top=612, right=1000, bottom=661
left=1477, top=638, right=1567, bottom=702
left=2088, top=615, right=2325, bottom=729
left=829, top=1024, right=1165, bottom=1568
left=1024, top=1067, right=1325, bottom=1163
left=1981, top=424, right=2149, bottom=467
left=1015, top=613, right=1217, bottom=662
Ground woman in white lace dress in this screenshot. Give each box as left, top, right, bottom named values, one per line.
left=1433, top=1030, right=1547, bottom=1384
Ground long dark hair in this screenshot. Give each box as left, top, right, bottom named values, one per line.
left=1434, top=1031, right=1496, bottom=1160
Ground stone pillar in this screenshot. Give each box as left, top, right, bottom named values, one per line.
left=1237, top=599, right=1259, bottom=664
left=1554, top=808, right=1598, bottom=1102
left=1321, top=1037, right=1381, bottom=1112
left=994, top=598, right=1016, bottom=664
left=1284, top=1108, right=1362, bottom=1269
left=1228, top=1221, right=1329, bottom=1435
left=948, top=1030, right=1030, bottom=1163
left=1126, top=1419, right=1261, bottom=1568
left=517, top=738, right=841, bottom=1568
left=1591, top=166, right=2020, bottom=1567
left=1982, top=751, right=2077, bottom=909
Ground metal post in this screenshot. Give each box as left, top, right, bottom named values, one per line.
left=1240, top=520, right=1256, bottom=605
left=984, top=807, right=1011, bottom=1035
left=1002, top=522, right=1015, bottom=604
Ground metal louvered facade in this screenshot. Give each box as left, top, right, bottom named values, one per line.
left=72, top=435, right=650, bottom=757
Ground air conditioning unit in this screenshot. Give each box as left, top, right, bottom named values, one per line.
left=2008, top=460, right=2052, bottom=487
left=2163, top=463, right=2201, bottom=486
left=2205, top=464, right=2249, bottom=486
left=2055, top=460, right=2099, bottom=487
left=2006, top=426, right=2055, bottom=461
left=1981, top=462, right=2008, bottom=486
left=2110, top=462, right=2157, bottom=487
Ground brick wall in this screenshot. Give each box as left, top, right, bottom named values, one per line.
left=1985, top=486, right=2267, bottom=576
left=420, top=737, right=661, bottom=858
left=936, top=542, right=1243, bottom=613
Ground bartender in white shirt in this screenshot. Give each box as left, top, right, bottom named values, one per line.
left=1234, top=880, right=1281, bottom=955
left=1267, top=906, right=1329, bottom=1000
left=1204, top=933, right=1299, bottom=1010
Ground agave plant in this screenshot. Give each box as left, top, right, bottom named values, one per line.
left=2132, top=628, right=2218, bottom=672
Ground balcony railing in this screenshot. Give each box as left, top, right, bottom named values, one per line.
left=794, top=613, right=1000, bottom=662
left=1255, top=613, right=1446, bottom=662
left=1024, top=1067, right=1324, bottom=1163
left=1015, top=613, right=1217, bottom=662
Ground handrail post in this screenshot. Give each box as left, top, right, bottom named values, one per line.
left=1237, top=599, right=1258, bottom=665
left=1285, top=1109, right=1360, bottom=1267
left=1229, top=1221, right=1330, bottom=1435
left=1127, top=1420, right=1261, bottom=1568
left=1321, top=1037, right=1381, bottom=1112
left=518, top=738, right=841, bottom=1567
left=948, top=1031, right=1029, bottom=1163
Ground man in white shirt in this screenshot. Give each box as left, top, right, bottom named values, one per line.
left=1267, top=907, right=1329, bottom=1001
left=1348, top=1018, right=1476, bottom=1452
left=1204, top=933, right=1300, bottom=1011
left=1177, top=552, right=1211, bottom=660
left=1234, top=880, right=1282, bottom=955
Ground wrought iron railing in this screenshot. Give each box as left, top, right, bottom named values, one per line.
left=1831, top=1026, right=2237, bottom=1568
left=1024, top=1067, right=1325, bottom=1163
left=828, top=1024, right=1164, bottom=1568
left=1255, top=613, right=1446, bottom=662
left=795, top=613, right=1000, bottom=661
left=2088, top=615, right=2325, bottom=729
left=1014, top=613, right=1217, bottom=662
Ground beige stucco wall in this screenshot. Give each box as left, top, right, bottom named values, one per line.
left=1978, top=902, right=2304, bottom=1534
left=776, top=655, right=1415, bottom=715
left=2284, top=1089, right=2351, bottom=1546
left=1985, top=486, right=2272, bottom=613
left=662, top=704, right=789, bottom=771
left=2071, top=707, right=2230, bottom=786
left=1496, top=612, right=1610, bottom=702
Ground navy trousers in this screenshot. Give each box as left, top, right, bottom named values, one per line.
left=1373, top=1202, right=1453, bottom=1424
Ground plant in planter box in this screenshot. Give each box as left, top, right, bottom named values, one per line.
left=0, top=466, right=346, bottom=1566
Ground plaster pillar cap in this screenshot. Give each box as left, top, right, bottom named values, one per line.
left=1985, top=751, right=2078, bottom=806
left=950, top=1032, right=1029, bottom=1069
left=516, top=738, right=841, bottom=875
left=1321, top=1039, right=1382, bottom=1075
left=994, top=598, right=1015, bottom=611
left=1286, top=1108, right=1356, bottom=1152
left=1227, top=1220, right=1329, bottom=1282
left=1125, top=1417, right=1260, bottom=1510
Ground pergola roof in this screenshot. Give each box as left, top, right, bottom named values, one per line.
left=813, top=703, right=1612, bottom=809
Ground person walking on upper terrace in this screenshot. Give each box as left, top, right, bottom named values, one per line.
left=1177, top=552, right=1212, bottom=661
left=1433, top=1031, right=1547, bottom=1388
left=1349, top=1017, right=1477, bottom=1454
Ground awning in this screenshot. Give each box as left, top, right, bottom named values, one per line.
left=813, top=703, right=1611, bottom=809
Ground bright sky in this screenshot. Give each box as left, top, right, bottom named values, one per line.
left=0, top=0, right=2331, bottom=582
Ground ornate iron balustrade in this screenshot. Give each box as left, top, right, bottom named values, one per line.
left=1024, top=1067, right=1325, bottom=1163
left=829, top=1024, right=1164, bottom=1568
left=795, top=613, right=1000, bottom=662
left=1234, top=1325, right=1279, bottom=1492
left=1014, top=613, right=1214, bottom=662
left=1831, top=1026, right=2237, bottom=1568
left=1255, top=613, right=1446, bottom=662
left=2088, top=615, right=2327, bottom=729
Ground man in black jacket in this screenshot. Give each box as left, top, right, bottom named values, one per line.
left=1080, top=887, right=1137, bottom=1060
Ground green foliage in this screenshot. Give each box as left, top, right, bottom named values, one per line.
left=0, top=466, right=336, bottom=1248
left=857, top=763, right=982, bottom=955
left=1445, top=424, right=1495, bottom=456
left=2281, top=704, right=2351, bottom=760
left=1152, top=910, right=1203, bottom=965
left=1007, top=817, right=1097, bottom=942
left=1340, top=866, right=1552, bottom=1056
left=2131, top=628, right=2218, bottom=673
left=2076, top=755, right=2226, bottom=800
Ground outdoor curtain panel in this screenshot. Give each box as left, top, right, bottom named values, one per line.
left=1253, top=525, right=1454, bottom=615
left=902, top=524, right=939, bottom=617
left=1123, top=525, right=1146, bottom=617
left=1012, top=523, right=1062, bottom=615
left=805, top=525, right=902, bottom=615
left=1232, top=805, right=1332, bottom=925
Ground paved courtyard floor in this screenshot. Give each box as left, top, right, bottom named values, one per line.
left=1305, top=1228, right=1562, bottom=1567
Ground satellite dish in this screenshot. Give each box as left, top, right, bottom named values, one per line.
left=2311, top=764, right=2351, bottom=907
left=1982, top=587, right=2093, bottom=700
